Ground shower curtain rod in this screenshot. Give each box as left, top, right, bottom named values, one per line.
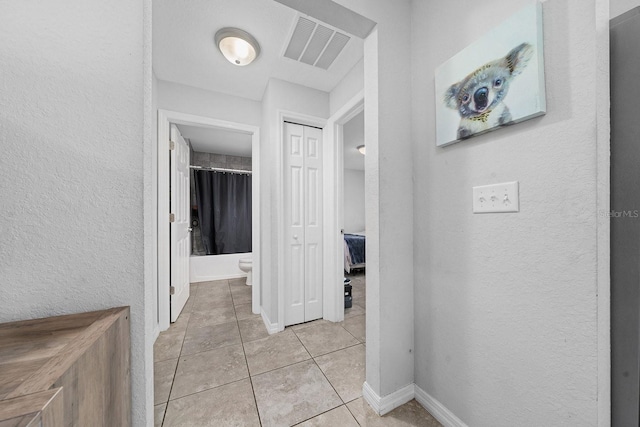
left=189, top=165, right=252, bottom=175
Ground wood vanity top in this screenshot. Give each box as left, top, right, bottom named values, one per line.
left=0, top=307, right=130, bottom=426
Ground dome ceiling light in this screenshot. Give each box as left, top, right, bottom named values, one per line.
left=215, top=28, right=261, bottom=66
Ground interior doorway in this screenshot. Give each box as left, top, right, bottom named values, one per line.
left=157, top=110, right=261, bottom=331
left=324, top=92, right=365, bottom=323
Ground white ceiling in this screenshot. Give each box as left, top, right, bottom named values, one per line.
left=177, top=125, right=252, bottom=157
left=153, top=0, right=364, bottom=101
left=343, top=110, right=364, bottom=171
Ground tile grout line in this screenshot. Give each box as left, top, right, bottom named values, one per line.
left=163, top=377, right=251, bottom=404
left=245, top=332, right=313, bottom=379
left=290, top=326, right=352, bottom=414
left=231, top=281, right=264, bottom=427
left=159, top=282, right=199, bottom=427
left=339, top=273, right=367, bottom=427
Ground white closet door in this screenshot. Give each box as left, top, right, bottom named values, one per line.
left=283, top=123, right=323, bottom=326
left=170, top=124, right=191, bottom=322
left=303, top=126, right=323, bottom=321
left=284, top=123, right=306, bottom=326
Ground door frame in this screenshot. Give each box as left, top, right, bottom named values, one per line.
left=158, top=109, right=261, bottom=331
left=169, top=124, right=191, bottom=322
left=276, top=110, right=327, bottom=331
left=324, top=91, right=365, bottom=323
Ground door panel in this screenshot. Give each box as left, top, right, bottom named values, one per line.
left=170, top=124, right=190, bottom=322
left=303, top=127, right=323, bottom=321
left=285, top=123, right=306, bottom=326
left=284, top=123, right=323, bottom=326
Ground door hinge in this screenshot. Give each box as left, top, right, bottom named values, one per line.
left=169, top=213, right=175, bottom=223
left=170, top=286, right=176, bottom=295
left=169, top=140, right=175, bottom=151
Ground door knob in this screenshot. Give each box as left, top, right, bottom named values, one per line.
left=293, top=235, right=298, bottom=240
left=188, top=228, right=193, bottom=232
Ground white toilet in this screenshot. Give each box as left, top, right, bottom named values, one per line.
left=238, top=256, right=252, bottom=286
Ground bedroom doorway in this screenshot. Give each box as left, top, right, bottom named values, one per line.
left=325, top=92, right=365, bottom=323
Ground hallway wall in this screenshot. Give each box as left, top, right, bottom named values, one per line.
left=411, top=0, right=609, bottom=425
left=157, top=80, right=262, bottom=126
left=335, top=0, right=416, bottom=400
left=0, top=1, right=150, bottom=425
left=611, top=0, right=640, bottom=16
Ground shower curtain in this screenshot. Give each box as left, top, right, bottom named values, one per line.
left=194, top=170, right=252, bottom=255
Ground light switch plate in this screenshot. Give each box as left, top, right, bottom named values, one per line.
left=473, top=181, right=519, bottom=213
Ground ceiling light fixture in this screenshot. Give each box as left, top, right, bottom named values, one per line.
left=215, top=28, right=261, bottom=66
left=357, top=145, right=366, bottom=155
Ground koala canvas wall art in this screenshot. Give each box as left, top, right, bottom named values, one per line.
left=435, top=2, right=546, bottom=147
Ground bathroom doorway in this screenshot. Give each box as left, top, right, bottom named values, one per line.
left=157, top=110, right=261, bottom=331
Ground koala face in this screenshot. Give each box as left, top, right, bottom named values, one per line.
left=444, top=43, right=533, bottom=118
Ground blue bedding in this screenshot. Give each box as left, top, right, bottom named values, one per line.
left=344, top=234, right=366, bottom=265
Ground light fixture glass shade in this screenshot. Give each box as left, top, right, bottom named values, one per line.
left=357, top=145, right=366, bottom=155
left=215, top=28, right=260, bottom=66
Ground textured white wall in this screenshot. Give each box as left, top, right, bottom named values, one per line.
left=411, top=0, right=608, bottom=425
left=330, top=58, right=364, bottom=116
left=344, top=170, right=366, bottom=233
left=260, top=79, right=330, bottom=324
left=611, top=0, right=640, bottom=16
left=335, top=0, right=415, bottom=398
left=157, top=80, right=262, bottom=126
left=0, top=1, right=150, bottom=426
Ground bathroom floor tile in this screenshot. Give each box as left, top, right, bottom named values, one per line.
left=293, top=322, right=359, bottom=357
left=238, top=316, right=270, bottom=343
left=229, top=277, right=247, bottom=287
left=181, top=320, right=241, bottom=356
left=233, top=303, right=255, bottom=320
left=154, top=403, right=166, bottom=427
left=188, top=306, right=236, bottom=327
left=315, top=344, right=365, bottom=403
left=171, top=312, right=191, bottom=333
left=243, top=330, right=310, bottom=376
left=196, top=281, right=230, bottom=297
left=191, top=293, right=233, bottom=312
left=181, top=296, right=195, bottom=314
left=342, top=314, right=366, bottom=343
left=346, top=398, right=443, bottom=427
left=230, top=286, right=252, bottom=306
left=164, top=379, right=260, bottom=427
left=295, top=405, right=359, bottom=426
left=252, top=360, right=342, bottom=427
left=154, top=358, right=178, bottom=405
left=197, top=279, right=229, bottom=290
left=170, top=344, right=248, bottom=400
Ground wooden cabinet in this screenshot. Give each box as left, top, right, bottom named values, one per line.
left=0, top=308, right=130, bottom=426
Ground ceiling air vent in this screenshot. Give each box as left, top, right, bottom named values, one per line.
left=284, top=16, right=351, bottom=70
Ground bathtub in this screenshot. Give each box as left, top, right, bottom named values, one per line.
left=189, top=252, right=249, bottom=283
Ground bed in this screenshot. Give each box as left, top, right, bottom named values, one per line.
left=344, top=231, right=366, bottom=273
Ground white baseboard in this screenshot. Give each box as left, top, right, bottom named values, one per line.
left=361, top=382, right=466, bottom=426
left=362, top=382, right=415, bottom=416
left=260, top=309, right=280, bottom=334
left=191, top=273, right=245, bottom=283
left=414, top=385, right=468, bottom=427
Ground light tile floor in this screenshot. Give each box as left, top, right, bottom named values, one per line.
left=154, top=271, right=441, bottom=426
